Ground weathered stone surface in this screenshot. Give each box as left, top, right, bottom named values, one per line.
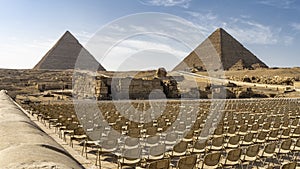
left=173, top=28, right=268, bottom=71
left=0, top=90, right=83, bottom=169
left=73, top=70, right=180, bottom=100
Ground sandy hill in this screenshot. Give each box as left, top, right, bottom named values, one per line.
left=33, top=31, right=105, bottom=71
left=173, top=28, right=268, bottom=71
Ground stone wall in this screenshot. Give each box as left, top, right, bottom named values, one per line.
left=0, top=90, right=83, bottom=168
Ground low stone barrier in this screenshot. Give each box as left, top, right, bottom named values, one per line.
left=0, top=90, right=83, bottom=169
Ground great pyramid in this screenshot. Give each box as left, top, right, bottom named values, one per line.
left=173, top=28, right=268, bottom=71
left=33, top=31, right=105, bottom=71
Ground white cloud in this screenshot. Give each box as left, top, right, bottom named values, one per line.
left=290, top=22, right=300, bottom=31
left=102, top=36, right=190, bottom=70
left=74, top=31, right=95, bottom=45
left=139, top=0, right=192, bottom=8
left=283, top=36, right=294, bottom=45
left=185, top=11, right=280, bottom=45
left=226, top=19, right=278, bottom=45
left=257, top=0, right=296, bottom=9
left=185, top=11, right=217, bottom=21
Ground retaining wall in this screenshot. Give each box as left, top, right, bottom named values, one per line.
left=0, top=90, right=83, bottom=169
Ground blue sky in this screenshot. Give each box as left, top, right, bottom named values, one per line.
left=0, top=0, right=299, bottom=70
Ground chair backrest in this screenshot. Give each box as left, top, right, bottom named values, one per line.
left=101, top=138, right=118, bottom=151
left=227, top=125, right=237, bottom=134
left=128, top=128, right=141, bottom=138
left=269, top=129, right=279, bottom=137
left=244, top=133, right=254, bottom=142
left=272, top=122, right=281, bottom=129
left=173, top=141, right=188, bottom=153
left=251, top=123, right=259, bottom=131
left=204, top=152, right=221, bottom=166
left=262, top=122, right=271, bottom=129
left=67, top=122, right=78, bottom=130
left=281, top=128, right=291, bottom=136
left=178, top=155, right=197, bottom=169
left=282, top=120, right=289, bottom=128
left=227, top=148, right=242, bottom=162
left=291, top=119, right=299, bottom=126
left=295, top=138, right=300, bottom=148
left=124, top=147, right=142, bottom=159
left=147, top=159, right=170, bottom=169
left=146, top=135, right=160, bottom=145
left=239, top=124, right=248, bottom=132
left=280, top=162, right=296, bottom=169
left=228, top=135, right=240, bottom=145
left=194, top=139, right=207, bottom=150
left=212, top=136, right=224, bottom=147
left=166, top=133, right=178, bottom=142
left=125, top=137, right=139, bottom=148
left=149, top=144, right=165, bottom=157
left=108, top=130, right=121, bottom=139
left=246, top=144, right=260, bottom=157
left=281, top=139, right=292, bottom=150
left=257, top=131, right=268, bottom=140
left=264, top=142, right=276, bottom=154
left=146, top=126, right=158, bottom=136
left=214, top=126, right=224, bottom=135
left=87, top=126, right=104, bottom=140
left=293, top=126, right=300, bottom=135
left=74, top=127, right=85, bottom=135
left=184, top=130, right=194, bottom=140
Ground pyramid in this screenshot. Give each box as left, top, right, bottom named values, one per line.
left=173, top=28, right=268, bottom=71
left=33, top=31, right=106, bottom=71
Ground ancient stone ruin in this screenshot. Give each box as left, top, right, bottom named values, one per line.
left=73, top=69, right=180, bottom=100
left=33, top=31, right=105, bottom=71
left=173, top=28, right=268, bottom=71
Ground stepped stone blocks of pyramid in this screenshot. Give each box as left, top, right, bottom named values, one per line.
left=173, top=28, right=268, bottom=71
left=33, top=31, right=105, bottom=71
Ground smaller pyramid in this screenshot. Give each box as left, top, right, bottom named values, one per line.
left=173, top=28, right=268, bottom=71
left=33, top=31, right=105, bottom=71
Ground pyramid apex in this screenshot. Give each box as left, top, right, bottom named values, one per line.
left=64, top=30, right=72, bottom=34
left=62, top=30, right=75, bottom=38
left=214, top=27, right=227, bottom=33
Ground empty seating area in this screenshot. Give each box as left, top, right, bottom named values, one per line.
left=25, top=98, right=300, bottom=168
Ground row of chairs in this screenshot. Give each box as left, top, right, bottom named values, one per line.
left=25, top=98, right=300, bottom=168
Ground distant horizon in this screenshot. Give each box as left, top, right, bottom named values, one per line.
left=1, top=28, right=300, bottom=71
left=13, top=28, right=298, bottom=71
left=0, top=0, right=299, bottom=69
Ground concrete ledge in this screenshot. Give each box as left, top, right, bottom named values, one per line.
left=0, top=90, right=84, bottom=169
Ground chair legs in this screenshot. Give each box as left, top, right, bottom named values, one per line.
left=95, top=150, right=101, bottom=169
